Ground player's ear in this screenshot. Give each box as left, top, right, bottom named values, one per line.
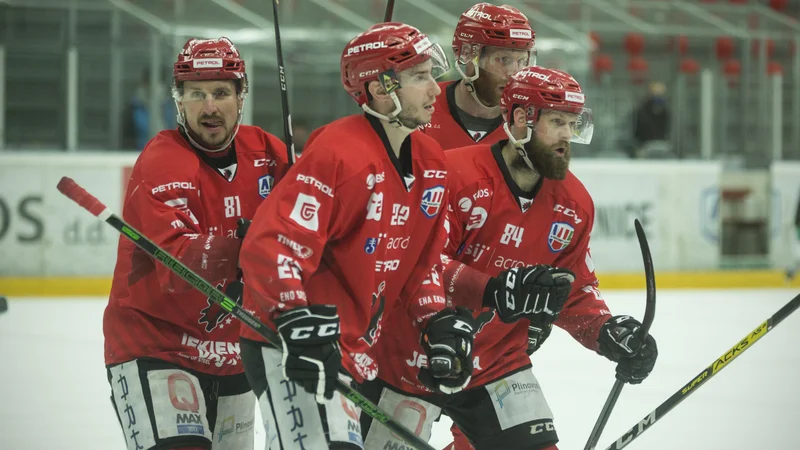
left=513, top=106, right=527, bottom=126
left=367, top=80, right=387, bottom=99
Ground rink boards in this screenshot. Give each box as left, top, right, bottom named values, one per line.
left=1, top=153, right=798, bottom=295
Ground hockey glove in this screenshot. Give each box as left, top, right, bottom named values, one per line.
left=275, top=305, right=342, bottom=403
left=483, top=265, right=575, bottom=324
left=236, top=218, right=251, bottom=240
left=597, top=315, right=658, bottom=384
left=526, top=322, right=553, bottom=355
left=418, top=307, right=477, bottom=394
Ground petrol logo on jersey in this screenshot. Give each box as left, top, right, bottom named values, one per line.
left=420, top=185, right=445, bottom=218
left=258, top=174, right=274, bottom=198
left=548, top=222, right=574, bottom=252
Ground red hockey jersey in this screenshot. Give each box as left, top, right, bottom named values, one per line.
left=420, top=80, right=508, bottom=150
left=104, top=126, right=289, bottom=376
left=239, top=114, right=450, bottom=382
left=374, top=141, right=612, bottom=394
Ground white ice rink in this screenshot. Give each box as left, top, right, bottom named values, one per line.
left=1, top=289, right=798, bottom=450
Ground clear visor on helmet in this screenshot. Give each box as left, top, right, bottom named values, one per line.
left=475, top=46, right=536, bottom=77
left=533, top=107, right=594, bottom=145
left=386, top=41, right=451, bottom=93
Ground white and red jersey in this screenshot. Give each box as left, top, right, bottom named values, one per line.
left=104, top=126, right=289, bottom=376
left=239, top=114, right=451, bottom=382
left=420, top=80, right=508, bottom=150
left=374, top=141, right=612, bottom=394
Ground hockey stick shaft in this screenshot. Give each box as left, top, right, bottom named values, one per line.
left=604, top=292, right=800, bottom=450
left=584, top=219, right=656, bottom=450
left=384, top=0, right=395, bottom=21
left=271, top=0, right=297, bottom=167
left=56, top=177, right=435, bottom=450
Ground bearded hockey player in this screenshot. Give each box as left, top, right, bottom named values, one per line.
left=422, top=3, right=536, bottom=149
left=362, top=67, right=659, bottom=450
left=238, top=23, right=476, bottom=449
left=104, top=37, right=289, bottom=450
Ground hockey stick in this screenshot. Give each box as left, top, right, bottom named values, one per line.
left=584, top=219, right=657, bottom=450
left=604, top=292, right=800, bottom=450
left=384, top=0, right=395, bottom=21
left=56, top=177, right=435, bottom=450
left=270, top=0, right=297, bottom=167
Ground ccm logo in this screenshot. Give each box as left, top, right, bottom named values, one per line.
left=423, top=170, right=446, bottom=179
left=289, top=323, right=340, bottom=340
left=554, top=204, right=582, bottom=224
left=512, top=94, right=529, bottom=101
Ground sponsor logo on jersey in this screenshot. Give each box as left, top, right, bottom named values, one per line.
left=277, top=234, right=313, bottom=259
left=458, top=197, right=473, bottom=212
left=366, top=172, right=385, bottom=189
left=163, top=198, right=199, bottom=224
left=152, top=181, right=196, bottom=194
left=253, top=158, right=276, bottom=167
left=548, top=222, right=574, bottom=252
left=366, top=192, right=384, bottom=221
left=466, top=206, right=488, bottom=230
left=554, top=204, right=582, bottom=223
left=405, top=351, right=483, bottom=371
left=464, top=243, right=490, bottom=262
left=423, top=169, right=446, bottom=179
left=364, top=237, right=379, bottom=255
left=180, top=333, right=241, bottom=368
left=289, top=193, right=320, bottom=231
left=296, top=173, right=334, bottom=197
left=258, top=174, right=274, bottom=198
left=420, top=185, right=445, bottom=218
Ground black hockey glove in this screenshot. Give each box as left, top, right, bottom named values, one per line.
left=597, top=315, right=658, bottom=384
left=236, top=218, right=251, bottom=240
left=526, top=322, right=553, bottom=355
left=418, top=307, right=477, bottom=394
left=483, top=265, right=575, bottom=324
left=275, top=305, right=342, bottom=403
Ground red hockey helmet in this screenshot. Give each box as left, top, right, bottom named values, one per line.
left=452, top=3, right=535, bottom=66
left=341, top=23, right=449, bottom=106
left=500, top=66, right=594, bottom=144
left=174, top=37, right=248, bottom=94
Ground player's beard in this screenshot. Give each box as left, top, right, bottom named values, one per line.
left=189, top=113, right=235, bottom=149
left=396, top=102, right=431, bottom=129
left=472, top=71, right=506, bottom=107
left=515, top=133, right=571, bottom=180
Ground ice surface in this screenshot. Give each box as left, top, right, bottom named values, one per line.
left=1, top=289, right=798, bottom=449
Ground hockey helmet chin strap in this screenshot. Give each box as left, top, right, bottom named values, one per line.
left=455, top=56, right=501, bottom=112
left=174, top=98, right=245, bottom=153
left=503, top=122, right=537, bottom=172
left=362, top=91, right=418, bottom=134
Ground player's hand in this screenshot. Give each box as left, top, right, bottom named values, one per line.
left=418, top=307, right=476, bottom=394
left=526, top=321, right=553, bottom=355
left=275, top=305, right=342, bottom=403
left=597, top=315, right=658, bottom=384
left=236, top=218, right=251, bottom=240
left=483, top=265, right=575, bottom=324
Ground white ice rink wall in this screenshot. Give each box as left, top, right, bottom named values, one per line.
left=0, top=154, right=723, bottom=277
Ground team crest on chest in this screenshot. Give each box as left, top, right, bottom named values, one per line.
left=420, top=185, right=445, bottom=218
left=548, top=222, right=574, bottom=252
left=258, top=174, right=274, bottom=198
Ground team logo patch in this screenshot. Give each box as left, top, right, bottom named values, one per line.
left=548, top=222, right=574, bottom=252
left=364, top=237, right=379, bottom=255
left=258, top=174, right=274, bottom=198
left=420, top=185, right=445, bottom=218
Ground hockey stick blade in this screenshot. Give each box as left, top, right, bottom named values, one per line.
left=56, top=176, right=435, bottom=450
left=604, top=292, right=800, bottom=450
left=584, top=218, right=657, bottom=450
left=384, top=0, right=395, bottom=21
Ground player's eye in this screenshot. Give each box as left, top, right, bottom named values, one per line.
left=190, top=91, right=205, bottom=100
left=214, top=90, right=231, bottom=99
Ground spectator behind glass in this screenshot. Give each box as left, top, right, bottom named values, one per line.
left=122, top=68, right=178, bottom=150
left=632, top=81, right=671, bottom=159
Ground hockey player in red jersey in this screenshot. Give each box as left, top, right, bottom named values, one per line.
left=104, top=37, right=289, bottom=450
left=422, top=3, right=536, bottom=149
left=361, top=67, right=659, bottom=450
left=238, top=23, right=477, bottom=449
